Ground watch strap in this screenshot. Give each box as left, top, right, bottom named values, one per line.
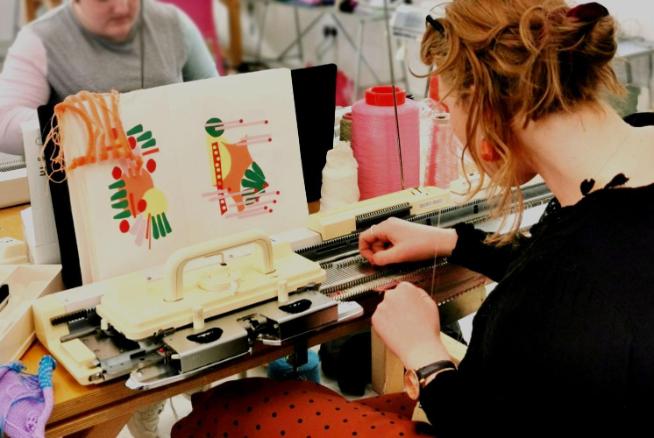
left=416, top=360, right=457, bottom=382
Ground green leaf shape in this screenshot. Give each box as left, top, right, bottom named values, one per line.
left=242, top=178, right=263, bottom=189
left=127, top=124, right=143, bottom=136
left=162, top=213, right=172, bottom=234
left=113, top=210, right=130, bottom=220
left=251, top=162, right=265, bottom=179
left=109, top=180, right=125, bottom=190
left=141, top=138, right=156, bottom=149
left=242, top=162, right=268, bottom=191
left=244, top=168, right=265, bottom=185
left=137, top=131, right=152, bottom=142
left=156, top=215, right=167, bottom=238
left=152, top=216, right=160, bottom=240
left=111, top=189, right=127, bottom=201
left=112, top=200, right=128, bottom=210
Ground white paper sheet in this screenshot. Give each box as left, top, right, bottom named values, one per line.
left=60, top=69, right=308, bottom=282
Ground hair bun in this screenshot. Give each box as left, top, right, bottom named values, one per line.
left=558, top=2, right=616, bottom=68
left=566, top=2, right=609, bottom=24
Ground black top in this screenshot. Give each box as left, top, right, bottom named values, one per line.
left=420, top=178, right=654, bottom=435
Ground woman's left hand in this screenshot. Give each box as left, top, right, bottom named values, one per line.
left=372, top=282, right=451, bottom=370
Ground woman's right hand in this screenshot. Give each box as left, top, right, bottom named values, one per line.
left=358, top=217, right=458, bottom=266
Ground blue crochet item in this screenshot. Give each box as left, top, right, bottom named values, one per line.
left=37, top=357, right=55, bottom=389
left=0, top=356, right=56, bottom=438
left=268, top=350, right=321, bottom=383
left=6, top=363, right=24, bottom=374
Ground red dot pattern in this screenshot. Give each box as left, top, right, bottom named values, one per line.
left=119, top=220, right=130, bottom=233
left=171, top=378, right=431, bottom=438
left=137, top=199, right=147, bottom=213
left=146, top=159, right=157, bottom=173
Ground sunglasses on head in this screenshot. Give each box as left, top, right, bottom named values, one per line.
left=425, top=15, right=445, bottom=34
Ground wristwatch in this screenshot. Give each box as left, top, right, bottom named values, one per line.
left=0, top=284, right=8, bottom=312
left=404, top=359, right=457, bottom=400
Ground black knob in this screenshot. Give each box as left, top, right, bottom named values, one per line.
left=186, top=327, right=223, bottom=344
left=279, top=299, right=312, bottom=314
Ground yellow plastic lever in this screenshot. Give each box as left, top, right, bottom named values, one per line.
left=164, top=229, right=275, bottom=302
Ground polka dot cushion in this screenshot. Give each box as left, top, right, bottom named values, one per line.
left=172, top=378, right=435, bottom=437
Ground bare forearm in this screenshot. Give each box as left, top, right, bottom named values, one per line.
left=0, top=27, right=49, bottom=154
left=0, top=106, right=38, bottom=155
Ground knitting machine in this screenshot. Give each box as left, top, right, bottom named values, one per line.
left=33, top=230, right=343, bottom=388
left=296, top=182, right=552, bottom=324
left=33, top=182, right=551, bottom=390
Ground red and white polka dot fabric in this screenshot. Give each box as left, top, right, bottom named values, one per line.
left=172, top=378, right=435, bottom=437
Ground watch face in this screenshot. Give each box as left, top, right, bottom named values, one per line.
left=404, top=369, right=420, bottom=401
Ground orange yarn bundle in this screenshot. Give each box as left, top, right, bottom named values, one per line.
left=45, top=90, right=140, bottom=179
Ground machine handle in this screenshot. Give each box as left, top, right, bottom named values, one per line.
left=164, top=229, right=275, bottom=302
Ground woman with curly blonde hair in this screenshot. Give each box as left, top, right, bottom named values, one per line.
left=174, top=1, right=654, bottom=436
left=365, top=0, right=654, bottom=435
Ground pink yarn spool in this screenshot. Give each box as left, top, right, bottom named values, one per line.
left=351, top=86, right=420, bottom=200
left=425, top=112, right=458, bottom=188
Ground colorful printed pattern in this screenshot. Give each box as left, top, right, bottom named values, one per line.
left=203, top=117, right=279, bottom=219
left=109, top=124, right=171, bottom=249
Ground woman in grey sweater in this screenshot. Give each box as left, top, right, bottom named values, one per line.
left=0, top=0, right=218, bottom=155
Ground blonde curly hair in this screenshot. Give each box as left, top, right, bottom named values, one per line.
left=421, top=0, right=624, bottom=243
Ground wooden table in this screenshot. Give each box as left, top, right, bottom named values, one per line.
left=219, top=0, right=243, bottom=68
left=19, top=285, right=477, bottom=437
left=2, top=197, right=349, bottom=436
left=6, top=199, right=475, bottom=436
left=0, top=203, right=29, bottom=240
left=20, top=295, right=469, bottom=436
left=21, top=315, right=371, bottom=437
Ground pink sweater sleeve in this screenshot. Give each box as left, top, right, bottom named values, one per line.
left=0, top=27, right=50, bottom=155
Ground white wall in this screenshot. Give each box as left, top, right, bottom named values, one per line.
left=213, top=0, right=654, bottom=101
left=602, top=0, right=654, bottom=40
left=214, top=2, right=416, bottom=98
left=0, top=0, right=18, bottom=41
left=1, top=0, right=650, bottom=93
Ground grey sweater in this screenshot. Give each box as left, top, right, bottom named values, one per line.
left=31, top=0, right=218, bottom=99
left=0, top=0, right=218, bottom=154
